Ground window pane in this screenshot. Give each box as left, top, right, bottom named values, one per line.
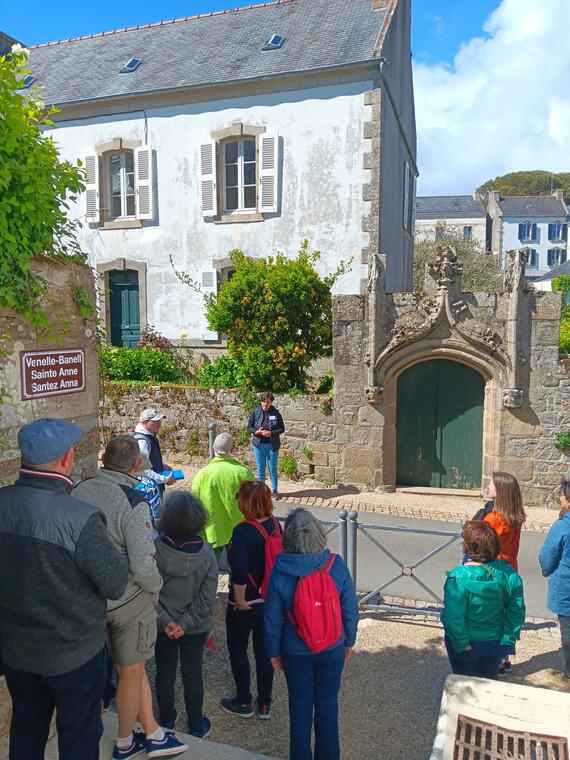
left=226, top=164, right=238, bottom=187
left=244, top=162, right=256, bottom=185
left=111, top=195, right=122, bottom=218
left=124, top=152, right=134, bottom=172
left=244, top=186, right=256, bottom=209
left=125, top=171, right=135, bottom=194
left=126, top=194, right=135, bottom=217
left=226, top=187, right=239, bottom=210
left=225, top=141, right=238, bottom=164
left=244, top=139, right=256, bottom=162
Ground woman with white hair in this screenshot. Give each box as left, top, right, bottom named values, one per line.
left=263, top=508, right=359, bottom=760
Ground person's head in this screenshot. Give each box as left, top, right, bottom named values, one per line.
left=282, top=507, right=328, bottom=555
left=462, top=520, right=500, bottom=563
left=139, top=408, right=166, bottom=434
left=260, top=392, right=274, bottom=412
left=213, top=432, right=233, bottom=457
left=157, top=491, right=208, bottom=538
left=489, top=471, right=526, bottom=528
left=102, top=435, right=142, bottom=475
left=559, top=480, right=570, bottom=518
left=18, top=417, right=83, bottom=477
left=237, top=480, right=273, bottom=520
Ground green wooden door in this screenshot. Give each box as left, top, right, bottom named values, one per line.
left=396, top=359, right=484, bottom=489
left=109, top=270, right=140, bottom=348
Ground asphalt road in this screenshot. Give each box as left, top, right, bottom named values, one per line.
left=274, top=500, right=553, bottom=620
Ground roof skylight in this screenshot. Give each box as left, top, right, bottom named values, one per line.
left=119, top=58, right=142, bottom=74
left=22, top=74, right=37, bottom=88
left=262, top=34, right=284, bottom=51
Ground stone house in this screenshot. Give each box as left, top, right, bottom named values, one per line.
left=19, top=0, right=416, bottom=349
left=487, top=190, right=568, bottom=279
left=415, top=193, right=490, bottom=250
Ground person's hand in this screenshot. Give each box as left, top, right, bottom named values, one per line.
left=345, top=647, right=353, bottom=661
left=166, top=474, right=175, bottom=486
left=164, top=621, right=182, bottom=638
left=235, top=601, right=252, bottom=612
left=172, top=625, right=185, bottom=639
left=271, top=656, right=283, bottom=672
left=261, top=430, right=271, bottom=438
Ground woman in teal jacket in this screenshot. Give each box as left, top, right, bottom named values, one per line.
left=539, top=480, right=570, bottom=681
left=442, top=520, right=525, bottom=680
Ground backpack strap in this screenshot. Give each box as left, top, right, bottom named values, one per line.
left=244, top=519, right=271, bottom=540
left=322, top=553, right=335, bottom=573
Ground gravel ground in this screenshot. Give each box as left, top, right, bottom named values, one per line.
left=147, top=579, right=565, bottom=760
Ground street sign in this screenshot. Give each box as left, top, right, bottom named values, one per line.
left=20, top=348, right=86, bottom=400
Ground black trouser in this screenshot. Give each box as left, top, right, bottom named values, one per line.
left=225, top=604, right=274, bottom=706
left=155, top=631, right=208, bottom=732
left=560, top=615, right=570, bottom=677
left=3, top=648, right=106, bottom=760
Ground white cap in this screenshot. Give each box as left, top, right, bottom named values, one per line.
left=140, top=408, right=167, bottom=422
left=213, top=432, right=233, bottom=456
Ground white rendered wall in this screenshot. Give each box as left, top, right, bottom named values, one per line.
left=49, top=81, right=373, bottom=341
left=501, top=218, right=567, bottom=276
left=415, top=217, right=487, bottom=249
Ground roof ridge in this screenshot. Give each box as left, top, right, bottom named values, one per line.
left=29, top=0, right=297, bottom=49
left=499, top=194, right=562, bottom=198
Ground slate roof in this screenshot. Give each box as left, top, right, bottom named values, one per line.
left=25, top=0, right=388, bottom=107
left=415, top=195, right=486, bottom=220
left=496, top=196, right=568, bottom=218
left=535, top=260, right=570, bottom=282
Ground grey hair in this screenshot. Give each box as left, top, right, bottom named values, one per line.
left=282, top=508, right=328, bottom=555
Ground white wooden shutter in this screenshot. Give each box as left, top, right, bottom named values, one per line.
left=85, top=154, right=100, bottom=223
left=200, top=141, right=217, bottom=217
left=135, top=146, right=154, bottom=220
left=259, top=132, right=279, bottom=213
left=200, top=270, right=218, bottom=340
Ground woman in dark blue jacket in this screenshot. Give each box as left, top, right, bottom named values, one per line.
left=539, top=480, right=570, bottom=684
left=264, top=508, right=359, bottom=760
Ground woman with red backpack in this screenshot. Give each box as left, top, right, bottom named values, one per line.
left=221, top=481, right=282, bottom=721
left=263, top=508, right=359, bottom=760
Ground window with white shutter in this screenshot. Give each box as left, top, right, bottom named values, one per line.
left=259, top=132, right=279, bottom=213
left=200, top=141, right=218, bottom=217
left=135, top=145, right=154, bottom=220
left=85, top=154, right=100, bottom=223
left=200, top=270, right=218, bottom=340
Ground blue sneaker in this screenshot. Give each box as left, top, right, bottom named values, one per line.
left=112, top=732, right=146, bottom=759
left=146, top=731, right=188, bottom=758
left=189, top=715, right=211, bottom=739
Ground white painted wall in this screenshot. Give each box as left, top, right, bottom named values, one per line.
left=415, top=217, right=487, bottom=249
left=501, top=218, right=567, bottom=276
left=49, top=80, right=373, bottom=341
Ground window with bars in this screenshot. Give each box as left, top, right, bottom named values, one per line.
left=454, top=714, right=568, bottom=760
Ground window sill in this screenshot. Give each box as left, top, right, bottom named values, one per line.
left=100, top=219, right=143, bottom=230
left=214, top=213, right=263, bottom=225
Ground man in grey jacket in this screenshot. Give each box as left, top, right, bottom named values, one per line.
left=0, top=418, right=128, bottom=760
left=74, top=435, right=187, bottom=760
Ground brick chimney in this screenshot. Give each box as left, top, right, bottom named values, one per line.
left=553, top=188, right=564, bottom=201
left=372, top=0, right=390, bottom=8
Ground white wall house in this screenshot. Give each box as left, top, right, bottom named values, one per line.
left=20, top=0, right=416, bottom=348
left=415, top=193, right=489, bottom=250
left=487, top=191, right=568, bottom=280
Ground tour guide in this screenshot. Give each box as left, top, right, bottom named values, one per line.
left=134, top=407, right=174, bottom=492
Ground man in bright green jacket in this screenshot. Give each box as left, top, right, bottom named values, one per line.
left=191, top=433, right=254, bottom=563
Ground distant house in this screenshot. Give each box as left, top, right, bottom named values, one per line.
left=414, top=193, right=490, bottom=250
left=487, top=190, right=568, bottom=279
left=13, top=0, right=416, bottom=348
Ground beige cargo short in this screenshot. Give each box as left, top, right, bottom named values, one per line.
left=107, top=591, right=157, bottom=667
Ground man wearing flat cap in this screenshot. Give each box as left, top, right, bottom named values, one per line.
left=0, top=417, right=128, bottom=760
left=134, top=408, right=174, bottom=493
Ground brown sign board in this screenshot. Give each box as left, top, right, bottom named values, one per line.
left=20, top=348, right=86, bottom=400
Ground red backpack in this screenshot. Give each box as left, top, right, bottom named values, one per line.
left=288, top=554, right=343, bottom=653
left=245, top=517, right=283, bottom=598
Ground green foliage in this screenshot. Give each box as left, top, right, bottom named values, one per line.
left=197, top=355, right=244, bottom=389
left=235, top=429, right=251, bottom=448
left=560, top=318, right=570, bottom=354
left=478, top=170, right=570, bottom=202
left=302, top=448, right=313, bottom=461
left=278, top=454, right=298, bottom=480
left=0, top=46, right=86, bottom=329
left=201, top=241, right=350, bottom=392
left=413, top=226, right=502, bottom=292
left=320, top=397, right=333, bottom=416
left=186, top=431, right=202, bottom=457
left=100, top=346, right=184, bottom=383
left=237, top=385, right=261, bottom=413
left=315, top=371, right=334, bottom=395
left=554, top=432, right=570, bottom=453
left=553, top=276, right=570, bottom=320
left=71, top=286, right=94, bottom=318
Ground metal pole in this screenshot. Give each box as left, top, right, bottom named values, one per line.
left=208, top=421, right=217, bottom=461
left=347, top=510, right=358, bottom=587
left=338, top=509, right=348, bottom=565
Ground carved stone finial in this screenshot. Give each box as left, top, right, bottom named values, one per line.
left=366, top=386, right=383, bottom=404
left=425, top=246, right=463, bottom=296
left=502, top=388, right=524, bottom=408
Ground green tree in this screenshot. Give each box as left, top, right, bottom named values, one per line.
left=413, top=225, right=502, bottom=292
left=552, top=276, right=570, bottom=353
left=202, top=241, right=349, bottom=392
left=478, top=170, right=570, bottom=202
left=0, top=45, right=85, bottom=329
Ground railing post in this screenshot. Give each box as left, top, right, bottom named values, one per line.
left=347, top=510, right=358, bottom=587
left=208, top=421, right=217, bottom=461
left=338, top=509, right=348, bottom=565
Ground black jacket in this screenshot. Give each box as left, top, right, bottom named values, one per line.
left=473, top=500, right=494, bottom=522
left=248, top=405, right=285, bottom=451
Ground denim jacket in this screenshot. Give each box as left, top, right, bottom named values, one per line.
left=540, top=512, right=570, bottom=616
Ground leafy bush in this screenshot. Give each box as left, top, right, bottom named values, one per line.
left=560, top=318, right=570, bottom=354
left=234, top=429, right=251, bottom=448
left=554, top=432, right=570, bottom=453
left=100, top=346, right=183, bottom=382
left=197, top=355, right=244, bottom=389
left=315, top=371, right=334, bottom=395
left=278, top=454, right=298, bottom=479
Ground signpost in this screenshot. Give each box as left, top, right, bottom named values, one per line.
left=20, top=348, right=86, bottom=400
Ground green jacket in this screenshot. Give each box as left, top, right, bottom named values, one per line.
left=441, top=560, right=525, bottom=653
left=191, top=456, right=255, bottom=548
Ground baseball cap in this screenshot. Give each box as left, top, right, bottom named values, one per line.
left=18, top=418, right=83, bottom=465
left=213, top=432, right=233, bottom=456
left=140, top=408, right=167, bottom=422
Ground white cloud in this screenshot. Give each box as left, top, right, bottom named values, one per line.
left=414, top=0, right=570, bottom=195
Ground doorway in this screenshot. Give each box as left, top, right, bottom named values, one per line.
left=109, top=269, right=141, bottom=347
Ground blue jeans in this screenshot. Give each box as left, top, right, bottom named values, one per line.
left=3, top=648, right=106, bottom=760
left=253, top=444, right=279, bottom=492
left=560, top=615, right=570, bottom=677
left=445, top=635, right=507, bottom=680
left=282, top=645, right=345, bottom=760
